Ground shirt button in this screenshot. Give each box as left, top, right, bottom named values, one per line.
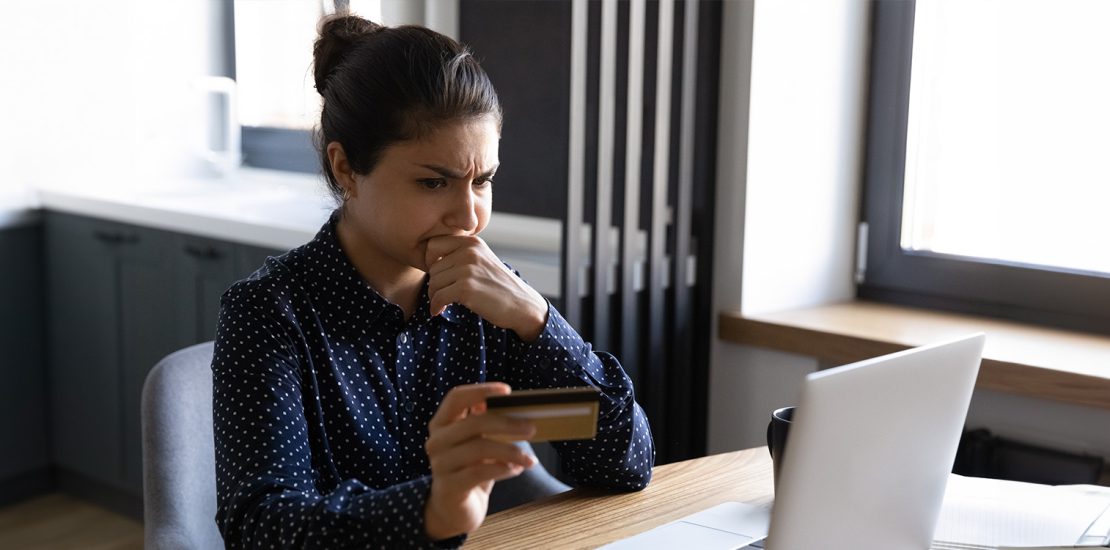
left=399, top=333, right=408, bottom=345
left=404, top=402, right=415, bottom=413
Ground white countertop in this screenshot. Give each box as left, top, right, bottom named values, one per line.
left=0, top=186, right=42, bottom=229
left=37, top=169, right=338, bottom=251
left=10, top=167, right=566, bottom=297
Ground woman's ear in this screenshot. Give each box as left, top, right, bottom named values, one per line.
left=326, top=141, right=358, bottom=199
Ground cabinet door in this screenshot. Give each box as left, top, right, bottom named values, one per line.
left=46, top=212, right=291, bottom=497
left=45, top=213, right=126, bottom=485
left=177, top=235, right=238, bottom=344
left=118, top=224, right=179, bottom=495
left=235, top=243, right=284, bottom=280
left=0, top=223, right=49, bottom=482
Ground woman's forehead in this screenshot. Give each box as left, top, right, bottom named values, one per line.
left=388, top=118, right=500, bottom=173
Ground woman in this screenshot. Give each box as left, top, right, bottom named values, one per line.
left=212, top=14, right=654, bottom=549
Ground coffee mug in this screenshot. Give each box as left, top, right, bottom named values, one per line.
left=766, top=406, right=795, bottom=490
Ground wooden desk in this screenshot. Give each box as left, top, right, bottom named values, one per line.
left=465, top=449, right=774, bottom=549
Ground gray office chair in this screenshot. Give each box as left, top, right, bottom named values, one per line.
left=141, top=341, right=569, bottom=549
left=142, top=342, right=224, bottom=550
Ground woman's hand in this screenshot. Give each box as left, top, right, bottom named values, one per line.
left=426, top=235, right=548, bottom=342
left=424, top=383, right=537, bottom=541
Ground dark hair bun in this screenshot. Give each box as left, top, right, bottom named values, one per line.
left=313, top=15, right=383, bottom=95
left=312, top=14, right=501, bottom=201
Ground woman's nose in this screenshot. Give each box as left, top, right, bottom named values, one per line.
left=444, top=189, right=479, bottom=233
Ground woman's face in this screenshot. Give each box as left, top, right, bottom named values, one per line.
left=346, top=116, right=499, bottom=274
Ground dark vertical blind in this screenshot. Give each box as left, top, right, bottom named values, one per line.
left=462, top=0, right=721, bottom=464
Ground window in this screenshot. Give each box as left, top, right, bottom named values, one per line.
left=230, top=0, right=384, bottom=172
left=860, top=0, right=1110, bottom=334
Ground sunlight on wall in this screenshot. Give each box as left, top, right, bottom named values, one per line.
left=0, top=1, right=222, bottom=190
left=709, top=0, right=872, bottom=451
left=739, top=0, right=869, bottom=316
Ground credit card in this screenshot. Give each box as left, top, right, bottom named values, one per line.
left=485, top=386, right=601, bottom=443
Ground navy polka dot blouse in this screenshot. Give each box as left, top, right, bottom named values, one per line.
left=211, top=213, right=655, bottom=549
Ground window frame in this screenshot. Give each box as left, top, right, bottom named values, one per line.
left=858, top=0, right=1110, bottom=335
left=223, top=0, right=320, bottom=174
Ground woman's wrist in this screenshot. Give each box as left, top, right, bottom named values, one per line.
left=513, top=293, right=548, bottom=343
left=424, top=494, right=457, bottom=542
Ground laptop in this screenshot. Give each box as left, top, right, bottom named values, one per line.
left=604, top=333, right=986, bottom=550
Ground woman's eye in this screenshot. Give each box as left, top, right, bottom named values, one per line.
left=418, top=178, right=447, bottom=190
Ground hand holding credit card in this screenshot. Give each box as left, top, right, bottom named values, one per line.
left=485, top=387, right=601, bottom=443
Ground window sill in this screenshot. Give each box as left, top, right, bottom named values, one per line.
left=718, top=301, right=1110, bottom=412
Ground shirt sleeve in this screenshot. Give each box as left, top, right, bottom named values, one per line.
left=212, top=279, right=464, bottom=549
left=495, top=302, right=655, bottom=491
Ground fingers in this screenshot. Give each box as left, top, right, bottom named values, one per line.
left=425, top=235, right=484, bottom=274
left=457, top=461, right=528, bottom=487
left=429, top=437, right=536, bottom=475
left=427, top=413, right=536, bottom=455
left=429, top=383, right=511, bottom=429
left=426, top=248, right=498, bottom=318
left=426, top=384, right=537, bottom=472
left=426, top=460, right=521, bottom=539
left=426, top=462, right=527, bottom=525
left=423, top=383, right=537, bottom=539
left=426, top=237, right=486, bottom=317
left=428, top=275, right=466, bottom=318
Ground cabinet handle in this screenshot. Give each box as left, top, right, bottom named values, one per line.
left=184, top=244, right=224, bottom=260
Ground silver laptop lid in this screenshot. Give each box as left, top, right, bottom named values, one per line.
left=767, top=333, right=985, bottom=550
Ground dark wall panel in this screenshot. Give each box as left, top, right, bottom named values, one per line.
left=460, top=1, right=573, bottom=219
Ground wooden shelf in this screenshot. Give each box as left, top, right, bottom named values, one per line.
left=719, top=301, right=1110, bottom=411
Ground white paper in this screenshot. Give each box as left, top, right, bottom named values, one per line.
left=932, top=474, right=1110, bottom=548
left=601, top=501, right=771, bottom=550
left=600, top=521, right=755, bottom=550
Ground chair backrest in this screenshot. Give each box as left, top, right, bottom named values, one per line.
left=142, top=341, right=224, bottom=550
left=141, top=342, right=570, bottom=549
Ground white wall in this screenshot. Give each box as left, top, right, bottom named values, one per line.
left=708, top=0, right=871, bottom=453
left=708, top=0, right=1110, bottom=464
left=966, top=390, right=1110, bottom=459
left=0, top=1, right=226, bottom=195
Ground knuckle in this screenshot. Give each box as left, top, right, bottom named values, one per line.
left=428, top=456, right=444, bottom=472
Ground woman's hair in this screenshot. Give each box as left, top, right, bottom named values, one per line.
left=312, top=14, right=502, bottom=201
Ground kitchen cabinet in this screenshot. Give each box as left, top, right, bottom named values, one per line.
left=236, top=243, right=279, bottom=281
left=44, top=212, right=282, bottom=516
left=0, top=222, right=50, bottom=506
left=46, top=213, right=177, bottom=512
left=175, top=235, right=238, bottom=345
left=176, top=235, right=279, bottom=346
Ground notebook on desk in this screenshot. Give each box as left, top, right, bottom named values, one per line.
left=931, top=474, right=1110, bottom=548
left=604, top=333, right=986, bottom=550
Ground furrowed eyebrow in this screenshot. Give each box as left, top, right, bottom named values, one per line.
left=417, top=163, right=499, bottom=180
